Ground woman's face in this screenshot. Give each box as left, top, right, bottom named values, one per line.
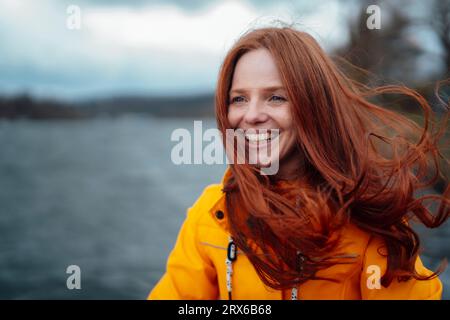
left=227, top=48, right=300, bottom=177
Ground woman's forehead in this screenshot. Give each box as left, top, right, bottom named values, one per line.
left=231, top=49, right=283, bottom=91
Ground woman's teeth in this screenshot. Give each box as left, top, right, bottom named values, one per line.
left=245, top=132, right=271, bottom=142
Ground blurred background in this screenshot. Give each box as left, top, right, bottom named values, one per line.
left=0, top=0, right=448, bottom=299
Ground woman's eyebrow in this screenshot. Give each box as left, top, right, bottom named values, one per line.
left=229, top=86, right=286, bottom=94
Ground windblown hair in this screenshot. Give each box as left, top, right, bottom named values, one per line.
left=215, top=26, right=450, bottom=290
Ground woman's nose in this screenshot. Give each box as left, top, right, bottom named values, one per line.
left=243, top=99, right=268, bottom=125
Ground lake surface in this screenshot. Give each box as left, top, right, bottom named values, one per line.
left=0, top=115, right=448, bottom=299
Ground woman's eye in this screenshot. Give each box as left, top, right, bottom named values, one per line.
left=269, top=95, right=287, bottom=102
left=230, top=96, right=245, bottom=104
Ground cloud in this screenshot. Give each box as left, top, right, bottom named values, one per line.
left=83, top=1, right=258, bottom=54
left=0, top=0, right=348, bottom=99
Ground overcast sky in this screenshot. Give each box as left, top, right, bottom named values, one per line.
left=0, top=0, right=357, bottom=100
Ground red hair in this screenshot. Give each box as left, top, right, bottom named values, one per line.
left=215, top=26, right=449, bottom=290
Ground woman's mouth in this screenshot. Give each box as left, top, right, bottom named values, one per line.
left=242, top=130, right=280, bottom=152
left=244, top=132, right=272, bottom=142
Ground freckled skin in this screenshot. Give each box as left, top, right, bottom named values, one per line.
left=227, top=48, right=303, bottom=179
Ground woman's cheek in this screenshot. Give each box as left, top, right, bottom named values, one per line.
left=227, top=109, right=242, bottom=127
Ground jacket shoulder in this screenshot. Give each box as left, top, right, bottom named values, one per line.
left=187, top=183, right=225, bottom=227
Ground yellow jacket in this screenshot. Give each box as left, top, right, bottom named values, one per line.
left=148, top=169, right=442, bottom=300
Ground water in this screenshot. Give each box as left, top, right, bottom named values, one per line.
left=0, top=115, right=448, bottom=299
left=0, top=115, right=226, bottom=299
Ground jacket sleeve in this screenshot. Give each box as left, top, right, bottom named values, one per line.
left=360, top=236, right=442, bottom=300
left=147, top=188, right=219, bottom=300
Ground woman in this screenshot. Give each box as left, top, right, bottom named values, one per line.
left=148, top=27, right=449, bottom=300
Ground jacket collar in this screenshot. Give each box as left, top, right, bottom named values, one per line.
left=208, top=166, right=232, bottom=231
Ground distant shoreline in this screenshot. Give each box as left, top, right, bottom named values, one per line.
left=0, top=93, right=216, bottom=120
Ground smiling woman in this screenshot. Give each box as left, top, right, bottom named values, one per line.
left=148, top=26, right=449, bottom=300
